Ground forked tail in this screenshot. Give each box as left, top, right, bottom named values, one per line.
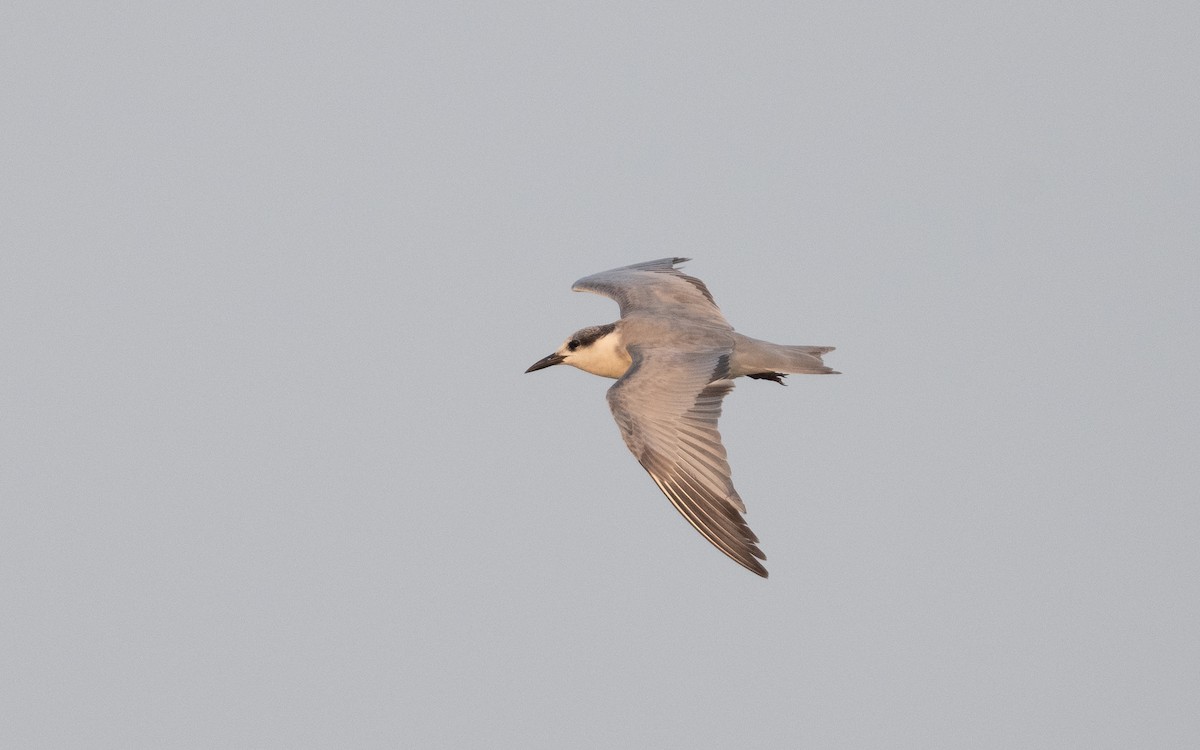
left=732, top=335, right=839, bottom=381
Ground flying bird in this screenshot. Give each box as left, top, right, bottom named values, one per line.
left=525, top=258, right=837, bottom=577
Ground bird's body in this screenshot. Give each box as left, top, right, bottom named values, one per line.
left=526, top=258, right=837, bottom=577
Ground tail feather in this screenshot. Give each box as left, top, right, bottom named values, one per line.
left=776, top=345, right=838, bottom=374
left=732, top=336, right=839, bottom=377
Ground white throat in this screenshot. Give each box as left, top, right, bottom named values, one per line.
left=567, top=331, right=631, bottom=379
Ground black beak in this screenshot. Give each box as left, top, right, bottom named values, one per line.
left=525, top=353, right=566, bottom=373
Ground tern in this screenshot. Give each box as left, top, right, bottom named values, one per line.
left=526, top=258, right=837, bottom=577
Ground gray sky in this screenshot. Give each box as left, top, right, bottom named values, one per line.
left=3, top=2, right=1198, bottom=748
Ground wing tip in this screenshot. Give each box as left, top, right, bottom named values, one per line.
left=743, top=558, right=769, bottom=578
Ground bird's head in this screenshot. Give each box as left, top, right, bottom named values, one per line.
left=525, top=322, right=629, bottom=379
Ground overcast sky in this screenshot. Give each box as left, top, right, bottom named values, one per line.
left=3, top=2, right=1198, bottom=748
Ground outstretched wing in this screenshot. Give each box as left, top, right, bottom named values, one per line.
left=606, top=345, right=767, bottom=577
left=573, top=258, right=733, bottom=330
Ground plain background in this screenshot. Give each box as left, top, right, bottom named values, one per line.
left=3, top=2, right=1198, bottom=748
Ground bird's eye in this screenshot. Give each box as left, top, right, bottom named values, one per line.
left=568, top=340, right=580, bottom=351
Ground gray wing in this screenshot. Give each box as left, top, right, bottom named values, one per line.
left=606, top=345, right=767, bottom=577
left=573, top=258, right=733, bottom=330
